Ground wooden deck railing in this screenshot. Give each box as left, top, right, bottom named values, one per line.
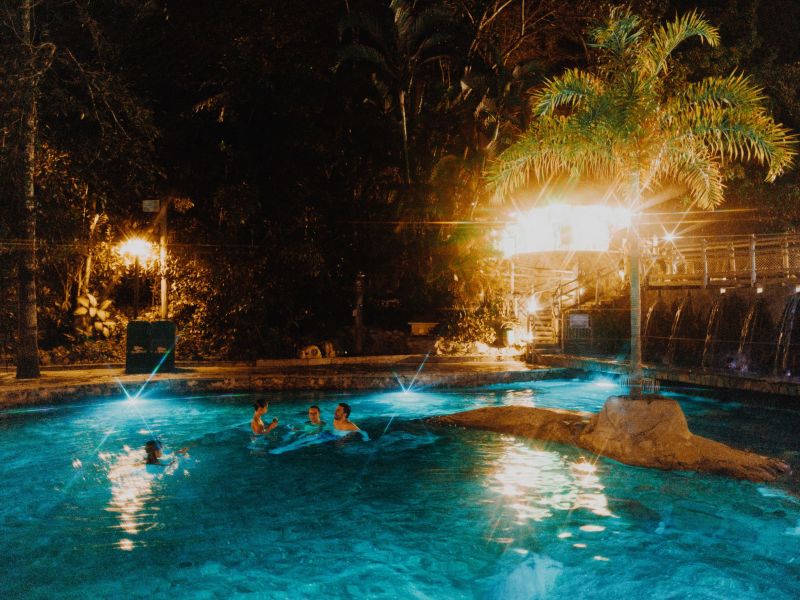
left=646, top=233, right=800, bottom=289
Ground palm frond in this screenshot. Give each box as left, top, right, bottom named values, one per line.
left=390, top=0, right=413, bottom=41
left=486, top=117, right=617, bottom=203
left=588, top=6, right=643, bottom=57
left=533, top=69, right=604, bottom=115
left=406, top=7, right=459, bottom=53
left=640, top=10, right=719, bottom=76
left=414, top=32, right=458, bottom=64
left=706, top=113, right=796, bottom=181
left=336, top=44, right=394, bottom=81
left=657, top=141, right=724, bottom=209
left=681, top=73, right=765, bottom=110
left=338, top=12, right=386, bottom=48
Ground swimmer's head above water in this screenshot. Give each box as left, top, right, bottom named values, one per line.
left=308, top=405, right=322, bottom=425
left=252, top=398, right=278, bottom=433
left=144, top=440, right=162, bottom=464
left=335, top=403, right=351, bottom=420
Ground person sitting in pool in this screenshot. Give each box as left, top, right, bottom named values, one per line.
left=302, top=405, right=325, bottom=433
left=144, top=440, right=187, bottom=466
left=251, top=399, right=278, bottom=435
left=333, top=402, right=359, bottom=432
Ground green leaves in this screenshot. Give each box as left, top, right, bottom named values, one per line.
left=73, top=293, right=116, bottom=339
left=533, top=69, right=604, bottom=116
left=641, top=9, right=720, bottom=77
left=487, top=6, right=797, bottom=210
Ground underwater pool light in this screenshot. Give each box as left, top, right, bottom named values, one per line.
left=593, top=378, right=616, bottom=388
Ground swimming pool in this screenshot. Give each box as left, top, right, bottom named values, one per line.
left=2, top=378, right=799, bottom=599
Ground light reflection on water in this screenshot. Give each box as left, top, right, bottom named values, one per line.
left=102, top=446, right=176, bottom=549
left=486, top=438, right=613, bottom=526
left=1, top=382, right=799, bottom=599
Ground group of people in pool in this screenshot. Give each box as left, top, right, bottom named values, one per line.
left=144, top=399, right=359, bottom=465
left=250, top=399, right=360, bottom=435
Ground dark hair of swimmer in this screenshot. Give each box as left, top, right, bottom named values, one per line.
left=145, top=440, right=162, bottom=464
left=309, top=405, right=320, bottom=412
left=339, top=403, right=351, bottom=418
left=253, top=398, right=268, bottom=411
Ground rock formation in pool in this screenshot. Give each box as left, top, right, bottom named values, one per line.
left=428, top=396, right=790, bottom=482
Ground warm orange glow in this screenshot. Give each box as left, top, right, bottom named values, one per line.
left=498, top=204, right=632, bottom=256
left=118, top=237, right=155, bottom=265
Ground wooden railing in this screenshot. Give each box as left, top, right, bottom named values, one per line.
left=646, top=233, right=800, bottom=289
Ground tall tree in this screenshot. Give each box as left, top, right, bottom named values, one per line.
left=1, top=1, right=160, bottom=370
left=8, top=1, right=54, bottom=378
left=488, top=7, right=796, bottom=394
left=338, top=0, right=462, bottom=185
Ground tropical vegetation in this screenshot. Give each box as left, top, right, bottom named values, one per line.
left=0, top=1, right=797, bottom=377
left=488, top=6, right=796, bottom=391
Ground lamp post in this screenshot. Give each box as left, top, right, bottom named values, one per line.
left=118, top=237, right=154, bottom=320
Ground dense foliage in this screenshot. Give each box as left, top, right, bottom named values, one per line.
left=0, top=0, right=797, bottom=365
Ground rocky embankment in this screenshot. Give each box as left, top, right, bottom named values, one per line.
left=429, top=396, right=791, bottom=482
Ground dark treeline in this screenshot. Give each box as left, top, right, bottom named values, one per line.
left=1, top=0, right=798, bottom=367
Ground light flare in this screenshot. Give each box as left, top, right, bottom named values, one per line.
left=498, top=203, right=632, bottom=256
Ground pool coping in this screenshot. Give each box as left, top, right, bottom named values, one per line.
left=539, top=354, right=800, bottom=399
left=0, top=355, right=570, bottom=408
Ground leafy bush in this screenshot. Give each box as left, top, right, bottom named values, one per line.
left=73, top=293, right=117, bottom=339
left=441, top=309, right=497, bottom=345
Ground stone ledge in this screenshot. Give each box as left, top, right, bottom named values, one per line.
left=430, top=397, right=791, bottom=483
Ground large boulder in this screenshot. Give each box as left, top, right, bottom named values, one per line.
left=579, top=396, right=790, bottom=481
left=430, top=395, right=791, bottom=482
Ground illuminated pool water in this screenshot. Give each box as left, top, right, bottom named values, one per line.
left=2, top=379, right=799, bottom=599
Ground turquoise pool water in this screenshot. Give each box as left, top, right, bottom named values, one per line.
left=1, top=378, right=799, bottom=599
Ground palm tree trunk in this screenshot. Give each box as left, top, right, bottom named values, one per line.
left=628, top=175, right=642, bottom=397
left=16, top=0, right=40, bottom=379
left=398, top=90, right=411, bottom=184
left=629, top=229, right=642, bottom=397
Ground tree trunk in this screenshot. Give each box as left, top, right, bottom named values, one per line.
left=629, top=229, right=642, bottom=397
left=16, top=0, right=40, bottom=379
left=398, top=90, right=411, bottom=184
left=628, top=176, right=642, bottom=397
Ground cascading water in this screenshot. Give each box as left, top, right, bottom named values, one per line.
left=643, top=299, right=671, bottom=363
left=700, top=298, right=723, bottom=368
left=736, top=297, right=774, bottom=373
left=664, top=296, right=692, bottom=366
left=700, top=295, right=747, bottom=370
left=773, top=293, right=800, bottom=376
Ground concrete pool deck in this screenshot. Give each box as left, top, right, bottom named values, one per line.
left=0, top=355, right=565, bottom=408
left=3, top=352, right=800, bottom=408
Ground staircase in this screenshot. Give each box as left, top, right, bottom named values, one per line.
left=528, top=264, right=625, bottom=352
left=530, top=311, right=558, bottom=348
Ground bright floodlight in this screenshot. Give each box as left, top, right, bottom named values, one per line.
left=118, top=237, right=154, bottom=264
left=498, top=203, right=631, bottom=256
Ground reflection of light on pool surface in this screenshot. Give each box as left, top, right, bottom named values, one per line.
left=103, top=447, right=164, bottom=543
left=1, top=382, right=799, bottom=599
left=487, top=439, right=612, bottom=524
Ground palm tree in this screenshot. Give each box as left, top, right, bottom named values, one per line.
left=488, top=7, right=796, bottom=396
left=337, top=0, right=461, bottom=185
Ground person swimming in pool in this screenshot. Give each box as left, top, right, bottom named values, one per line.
left=144, top=440, right=187, bottom=466
left=333, top=402, right=359, bottom=432
left=251, top=399, right=278, bottom=435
